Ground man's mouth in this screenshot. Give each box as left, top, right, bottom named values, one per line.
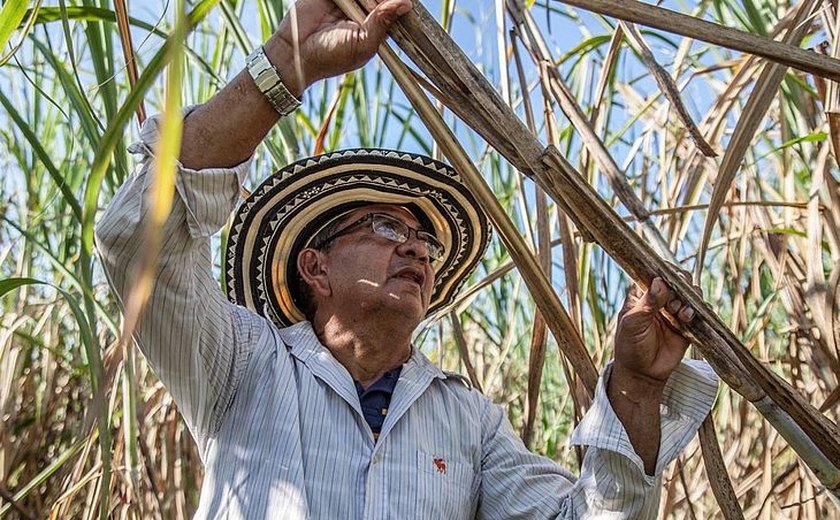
left=393, top=268, right=425, bottom=288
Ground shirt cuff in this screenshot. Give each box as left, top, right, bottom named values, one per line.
left=570, top=359, right=719, bottom=480
left=127, top=106, right=253, bottom=238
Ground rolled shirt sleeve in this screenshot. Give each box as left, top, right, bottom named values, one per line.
left=123, top=107, right=250, bottom=238
left=568, top=359, right=719, bottom=517
left=477, top=360, right=718, bottom=519
left=95, top=108, right=262, bottom=449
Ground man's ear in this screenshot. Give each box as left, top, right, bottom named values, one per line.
left=297, top=248, right=331, bottom=298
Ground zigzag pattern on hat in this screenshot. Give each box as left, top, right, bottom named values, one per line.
left=225, top=148, right=490, bottom=328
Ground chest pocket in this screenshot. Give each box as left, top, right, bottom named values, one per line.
left=411, top=449, right=475, bottom=519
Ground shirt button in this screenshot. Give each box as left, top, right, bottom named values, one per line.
left=372, top=453, right=383, bottom=464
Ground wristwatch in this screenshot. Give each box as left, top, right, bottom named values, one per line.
left=246, top=46, right=302, bottom=117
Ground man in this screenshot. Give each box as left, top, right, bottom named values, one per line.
left=95, top=0, right=718, bottom=517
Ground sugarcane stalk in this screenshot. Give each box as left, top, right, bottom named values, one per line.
left=507, top=1, right=676, bottom=262
left=336, top=0, right=840, bottom=495
left=752, top=396, right=840, bottom=498
left=697, top=414, right=745, bottom=519
left=554, top=0, right=839, bottom=81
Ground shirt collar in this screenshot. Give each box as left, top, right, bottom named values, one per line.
left=277, top=321, right=448, bottom=382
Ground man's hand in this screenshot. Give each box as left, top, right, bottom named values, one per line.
left=608, top=276, right=698, bottom=475
left=180, top=0, right=411, bottom=169
left=613, top=276, right=696, bottom=385
left=271, top=0, right=414, bottom=96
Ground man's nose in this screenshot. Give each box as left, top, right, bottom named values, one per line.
left=396, top=232, right=430, bottom=261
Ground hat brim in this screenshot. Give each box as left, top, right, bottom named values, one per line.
left=225, top=149, right=490, bottom=328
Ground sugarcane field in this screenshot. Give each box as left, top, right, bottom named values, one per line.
left=1, top=0, right=840, bottom=518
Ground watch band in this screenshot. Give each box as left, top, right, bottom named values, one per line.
left=246, top=46, right=302, bottom=117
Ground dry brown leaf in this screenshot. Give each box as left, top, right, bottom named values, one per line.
left=699, top=415, right=745, bottom=519
left=113, top=0, right=145, bottom=125
left=696, top=0, right=817, bottom=278
left=448, top=312, right=484, bottom=392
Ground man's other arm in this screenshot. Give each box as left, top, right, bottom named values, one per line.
left=608, top=277, right=706, bottom=475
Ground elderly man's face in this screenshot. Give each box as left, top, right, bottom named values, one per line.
left=316, top=204, right=438, bottom=323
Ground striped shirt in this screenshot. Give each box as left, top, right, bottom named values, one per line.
left=95, top=112, right=719, bottom=519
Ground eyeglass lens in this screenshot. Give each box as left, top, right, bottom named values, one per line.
left=371, top=215, right=445, bottom=261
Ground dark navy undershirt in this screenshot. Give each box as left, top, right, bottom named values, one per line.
left=354, top=366, right=402, bottom=440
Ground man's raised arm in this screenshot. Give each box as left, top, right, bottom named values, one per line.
left=179, top=0, right=412, bottom=170
left=95, top=0, right=411, bottom=442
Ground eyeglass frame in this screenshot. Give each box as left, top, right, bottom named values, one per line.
left=309, top=212, right=446, bottom=262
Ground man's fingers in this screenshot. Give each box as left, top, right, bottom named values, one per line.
left=664, top=288, right=697, bottom=325
left=666, top=297, right=682, bottom=314
left=664, top=267, right=701, bottom=323
left=618, top=283, right=642, bottom=320
left=353, top=1, right=404, bottom=61
left=619, top=278, right=667, bottom=320
left=678, top=306, right=695, bottom=323
left=363, top=0, right=411, bottom=41
left=621, top=275, right=700, bottom=326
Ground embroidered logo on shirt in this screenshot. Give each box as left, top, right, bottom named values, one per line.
left=433, top=457, right=447, bottom=474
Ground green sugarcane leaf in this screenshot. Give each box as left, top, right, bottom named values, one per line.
left=0, top=0, right=28, bottom=54
left=0, top=276, right=42, bottom=297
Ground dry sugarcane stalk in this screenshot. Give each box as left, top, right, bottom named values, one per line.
left=350, top=0, right=840, bottom=497
left=507, top=1, right=676, bottom=262
left=448, top=312, right=484, bottom=392
left=617, top=20, right=716, bottom=158
left=330, top=0, right=601, bottom=396
left=698, top=395, right=746, bottom=518
left=554, top=0, right=840, bottom=81
left=113, top=0, right=145, bottom=125
left=520, top=42, right=556, bottom=446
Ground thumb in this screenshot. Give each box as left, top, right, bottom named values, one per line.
left=360, top=0, right=412, bottom=48
left=619, top=277, right=668, bottom=321
left=637, top=277, right=669, bottom=314
left=620, top=278, right=669, bottom=337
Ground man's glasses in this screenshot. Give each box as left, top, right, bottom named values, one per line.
left=312, top=213, right=446, bottom=262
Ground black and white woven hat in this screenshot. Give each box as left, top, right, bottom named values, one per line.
left=225, top=149, right=491, bottom=328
